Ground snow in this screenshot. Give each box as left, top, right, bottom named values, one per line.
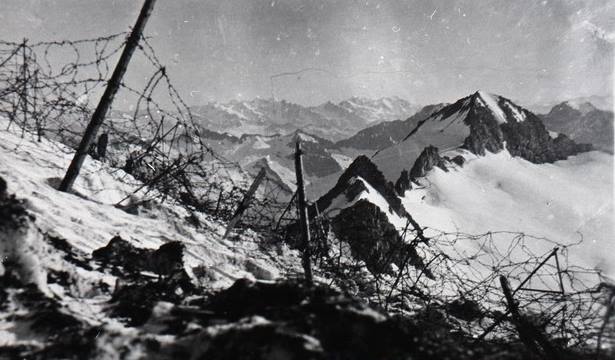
left=329, top=152, right=354, bottom=169
left=0, top=120, right=301, bottom=288
left=502, top=100, right=527, bottom=122
left=401, top=149, right=615, bottom=277
left=296, top=132, right=318, bottom=143
left=261, top=156, right=297, bottom=192
left=251, top=136, right=271, bottom=149
left=476, top=90, right=507, bottom=124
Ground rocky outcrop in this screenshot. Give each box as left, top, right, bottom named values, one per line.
left=395, top=146, right=453, bottom=196
left=408, top=146, right=449, bottom=180
left=394, top=169, right=412, bottom=195
left=332, top=200, right=429, bottom=275
left=461, top=97, right=506, bottom=156
left=93, top=236, right=188, bottom=281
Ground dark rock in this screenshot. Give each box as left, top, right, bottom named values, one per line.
left=0, top=176, right=7, bottom=200
left=0, top=185, right=34, bottom=232
left=45, top=233, right=92, bottom=270
left=148, top=241, right=185, bottom=279
left=394, top=169, right=412, bottom=196
left=408, top=145, right=448, bottom=180
left=92, top=235, right=150, bottom=276
left=110, top=278, right=189, bottom=326
left=461, top=95, right=506, bottom=156
left=191, top=322, right=325, bottom=360
left=165, top=280, right=485, bottom=360
left=47, top=269, right=71, bottom=287
left=451, top=155, right=465, bottom=166
left=446, top=298, right=483, bottom=321
left=331, top=200, right=429, bottom=276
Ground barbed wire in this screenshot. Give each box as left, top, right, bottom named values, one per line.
left=0, top=33, right=296, bottom=236
left=1, top=32, right=612, bottom=353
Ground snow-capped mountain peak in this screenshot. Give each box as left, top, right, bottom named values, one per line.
left=371, top=91, right=591, bottom=180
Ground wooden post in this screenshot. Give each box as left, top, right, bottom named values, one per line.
left=21, top=39, right=27, bottom=128
left=59, top=0, right=157, bottom=192
left=295, top=140, right=313, bottom=285
left=500, top=275, right=558, bottom=360
left=222, top=167, right=267, bottom=240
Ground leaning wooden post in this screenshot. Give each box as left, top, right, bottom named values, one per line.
left=222, top=167, right=267, bottom=240
left=59, top=0, right=157, bottom=192
left=295, top=140, right=313, bottom=285
left=500, top=275, right=558, bottom=360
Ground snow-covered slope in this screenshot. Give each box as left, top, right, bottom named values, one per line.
left=400, top=149, right=614, bottom=277
left=0, top=123, right=300, bottom=288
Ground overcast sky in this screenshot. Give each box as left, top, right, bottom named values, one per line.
left=1, top=0, right=613, bottom=107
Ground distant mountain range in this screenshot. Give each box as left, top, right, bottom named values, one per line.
left=540, top=100, right=613, bottom=153
left=190, top=97, right=420, bottom=142
left=530, top=95, right=613, bottom=114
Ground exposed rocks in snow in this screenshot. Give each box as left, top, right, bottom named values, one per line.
left=92, top=235, right=152, bottom=276
left=148, top=241, right=185, bottom=279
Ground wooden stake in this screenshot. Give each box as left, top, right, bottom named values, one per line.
left=59, top=0, right=157, bottom=192
left=222, top=167, right=267, bottom=240
left=295, top=140, right=313, bottom=285
left=500, top=275, right=558, bottom=360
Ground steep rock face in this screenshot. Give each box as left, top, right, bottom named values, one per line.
left=461, top=94, right=505, bottom=155
left=394, top=169, right=412, bottom=195
left=395, top=146, right=457, bottom=196
left=409, top=146, right=449, bottom=180
left=332, top=200, right=426, bottom=275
